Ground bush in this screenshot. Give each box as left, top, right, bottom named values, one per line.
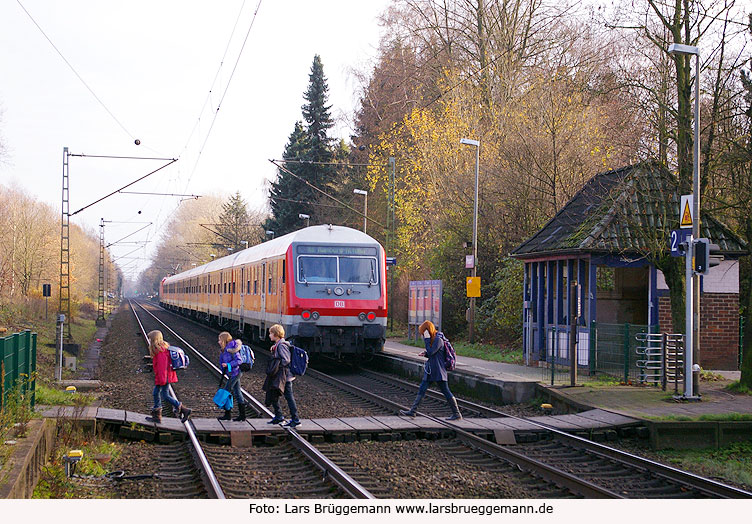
left=477, top=259, right=524, bottom=346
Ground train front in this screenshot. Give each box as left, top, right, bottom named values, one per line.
left=286, top=226, right=386, bottom=358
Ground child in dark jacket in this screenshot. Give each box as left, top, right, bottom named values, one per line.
left=262, top=324, right=299, bottom=426
left=218, top=331, right=245, bottom=421
left=147, top=330, right=191, bottom=423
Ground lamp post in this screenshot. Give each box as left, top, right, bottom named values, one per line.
left=241, top=240, right=249, bottom=250
left=669, top=42, right=701, bottom=400
left=353, top=189, right=368, bottom=233
left=266, top=230, right=275, bottom=240
left=460, top=138, right=480, bottom=343
left=298, top=213, right=310, bottom=228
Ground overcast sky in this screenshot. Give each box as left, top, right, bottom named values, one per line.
left=0, top=0, right=389, bottom=281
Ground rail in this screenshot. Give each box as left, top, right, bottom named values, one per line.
left=128, top=300, right=225, bottom=499
left=133, top=300, right=374, bottom=499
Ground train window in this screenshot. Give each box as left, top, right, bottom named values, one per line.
left=247, top=280, right=250, bottom=294
left=340, top=257, right=378, bottom=284
left=298, top=256, right=337, bottom=283
left=268, top=277, right=272, bottom=294
left=254, top=280, right=257, bottom=294
left=282, top=260, right=286, bottom=283
left=233, top=282, right=236, bottom=293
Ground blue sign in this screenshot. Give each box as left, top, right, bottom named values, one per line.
left=386, top=257, right=397, bottom=266
left=670, top=229, right=691, bottom=257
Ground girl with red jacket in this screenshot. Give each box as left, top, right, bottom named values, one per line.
left=147, top=330, right=191, bottom=423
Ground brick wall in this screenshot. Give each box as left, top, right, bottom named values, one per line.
left=658, top=293, right=739, bottom=370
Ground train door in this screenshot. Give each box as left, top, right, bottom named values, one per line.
left=261, top=262, right=266, bottom=317
left=239, top=266, right=245, bottom=329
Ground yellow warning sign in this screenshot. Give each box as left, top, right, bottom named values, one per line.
left=466, top=277, right=481, bottom=298
left=680, top=195, right=693, bottom=229
left=681, top=202, right=692, bottom=227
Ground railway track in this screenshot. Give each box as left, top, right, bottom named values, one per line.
left=132, top=300, right=752, bottom=499
left=129, top=299, right=374, bottom=499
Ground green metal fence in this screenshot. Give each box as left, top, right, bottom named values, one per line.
left=542, top=322, right=655, bottom=385
left=1, top=329, right=37, bottom=411
left=588, top=322, right=653, bottom=383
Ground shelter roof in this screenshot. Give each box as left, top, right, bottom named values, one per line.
left=511, top=162, right=748, bottom=259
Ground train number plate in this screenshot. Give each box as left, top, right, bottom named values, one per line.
left=334, top=300, right=345, bottom=308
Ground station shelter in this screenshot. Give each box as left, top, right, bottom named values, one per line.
left=511, top=162, right=747, bottom=372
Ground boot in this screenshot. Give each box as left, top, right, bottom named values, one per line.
left=218, top=409, right=232, bottom=421
left=147, top=408, right=162, bottom=423
left=178, top=403, right=192, bottom=422
left=446, top=397, right=462, bottom=420
left=233, top=402, right=246, bottom=421
left=399, top=395, right=423, bottom=417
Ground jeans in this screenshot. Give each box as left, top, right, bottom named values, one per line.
left=414, top=378, right=453, bottom=406
left=152, top=384, right=180, bottom=410
left=271, top=382, right=299, bottom=421
left=225, top=375, right=243, bottom=408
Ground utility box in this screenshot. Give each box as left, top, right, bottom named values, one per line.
left=64, top=356, right=77, bottom=371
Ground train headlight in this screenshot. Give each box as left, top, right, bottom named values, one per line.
left=301, top=310, right=312, bottom=320
left=366, top=312, right=376, bottom=322
left=311, top=311, right=320, bottom=320
left=358, top=312, right=366, bottom=321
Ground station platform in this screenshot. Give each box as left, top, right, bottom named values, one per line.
left=382, top=338, right=751, bottom=423
left=38, top=405, right=640, bottom=443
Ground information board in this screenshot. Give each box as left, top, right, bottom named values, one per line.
left=408, top=280, right=443, bottom=340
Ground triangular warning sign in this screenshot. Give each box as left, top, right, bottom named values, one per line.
left=680, top=201, right=693, bottom=227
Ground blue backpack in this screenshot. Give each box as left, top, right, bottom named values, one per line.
left=288, top=344, right=309, bottom=376
left=168, top=346, right=190, bottom=370
left=238, top=344, right=255, bottom=372
left=437, top=333, right=456, bottom=371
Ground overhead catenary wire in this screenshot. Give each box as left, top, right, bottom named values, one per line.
left=269, top=159, right=385, bottom=229
left=183, top=0, right=264, bottom=190
left=14, top=0, right=160, bottom=152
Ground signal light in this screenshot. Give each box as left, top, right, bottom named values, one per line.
left=693, top=238, right=723, bottom=275
left=366, top=312, right=376, bottom=322
left=301, top=310, right=311, bottom=320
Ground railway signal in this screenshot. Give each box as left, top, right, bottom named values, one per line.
left=693, top=238, right=723, bottom=275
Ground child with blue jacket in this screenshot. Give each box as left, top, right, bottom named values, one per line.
left=218, top=331, right=245, bottom=421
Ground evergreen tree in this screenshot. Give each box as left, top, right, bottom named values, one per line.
left=267, top=122, right=312, bottom=235
left=267, top=55, right=337, bottom=235
left=302, top=54, right=334, bottom=164
left=216, top=191, right=258, bottom=253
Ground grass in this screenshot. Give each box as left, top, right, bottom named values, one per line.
left=646, top=412, right=752, bottom=422
left=655, top=441, right=752, bottom=489
left=35, top=384, right=93, bottom=407
left=33, top=423, right=122, bottom=499
left=726, top=381, right=752, bottom=395
left=400, top=337, right=523, bottom=364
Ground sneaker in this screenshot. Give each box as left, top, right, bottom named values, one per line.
left=267, top=416, right=285, bottom=424
left=284, top=419, right=300, bottom=427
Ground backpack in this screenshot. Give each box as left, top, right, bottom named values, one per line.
left=437, top=333, right=456, bottom=371
left=168, top=346, right=190, bottom=370
left=238, top=344, right=255, bottom=372
left=288, top=343, right=309, bottom=376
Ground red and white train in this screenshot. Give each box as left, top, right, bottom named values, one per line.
left=159, top=225, right=387, bottom=357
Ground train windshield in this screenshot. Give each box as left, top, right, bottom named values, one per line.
left=339, top=257, right=377, bottom=284
left=298, top=256, right=337, bottom=283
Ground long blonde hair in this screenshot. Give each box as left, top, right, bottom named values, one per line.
left=218, top=331, right=233, bottom=349
left=148, top=330, right=168, bottom=357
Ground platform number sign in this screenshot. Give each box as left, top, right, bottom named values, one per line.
left=670, top=229, right=691, bottom=257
